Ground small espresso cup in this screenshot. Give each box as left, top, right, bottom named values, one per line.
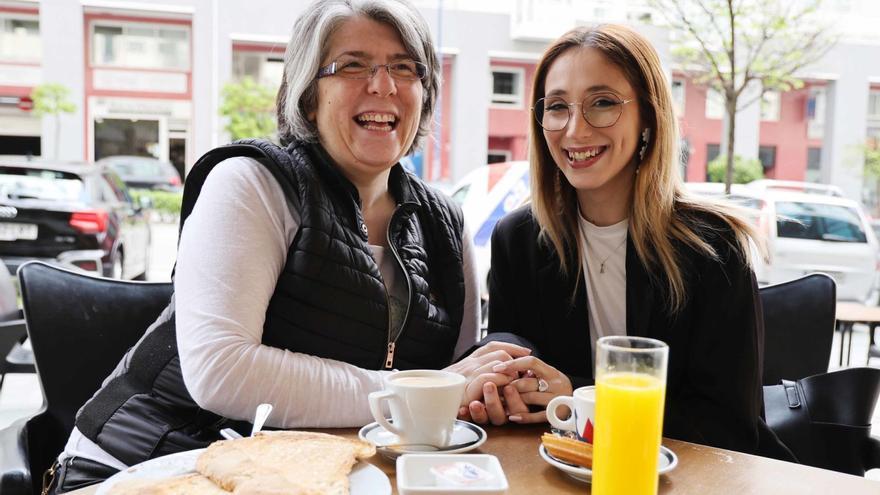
left=368, top=369, right=466, bottom=447
left=546, top=386, right=596, bottom=443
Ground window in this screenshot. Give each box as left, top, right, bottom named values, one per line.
left=807, top=87, right=826, bottom=139
left=491, top=68, right=524, bottom=107
left=806, top=147, right=822, bottom=183
left=451, top=184, right=470, bottom=205
left=761, top=91, right=780, bottom=121
left=776, top=201, right=867, bottom=243
left=705, top=88, right=724, bottom=119
left=487, top=151, right=511, bottom=164
left=0, top=16, right=40, bottom=63
left=92, top=22, right=190, bottom=70
left=671, top=80, right=685, bottom=116
left=0, top=168, right=84, bottom=202
left=706, top=144, right=720, bottom=165
left=232, top=51, right=285, bottom=89
left=868, top=90, right=880, bottom=121
left=758, top=145, right=777, bottom=170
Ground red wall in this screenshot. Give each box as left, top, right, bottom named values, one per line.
left=677, top=74, right=823, bottom=182
left=758, top=85, right=823, bottom=180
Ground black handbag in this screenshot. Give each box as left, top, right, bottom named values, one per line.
left=763, top=367, right=880, bottom=476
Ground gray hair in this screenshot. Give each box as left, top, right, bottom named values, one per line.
left=278, top=0, right=440, bottom=154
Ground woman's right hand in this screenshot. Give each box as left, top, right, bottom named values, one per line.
left=443, top=341, right=532, bottom=383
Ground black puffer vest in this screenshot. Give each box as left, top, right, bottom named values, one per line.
left=74, top=140, right=466, bottom=466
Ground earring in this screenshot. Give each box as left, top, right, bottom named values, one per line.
left=638, top=127, right=652, bottom=161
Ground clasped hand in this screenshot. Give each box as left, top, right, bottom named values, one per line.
left=447, top=343, right=573, bottom=426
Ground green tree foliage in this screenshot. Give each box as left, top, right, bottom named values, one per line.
left=648, top=0, right=834, bottom=193
left=129, top=189, right=183, bottom=223
left=30, top=83, right=76, bottom=159
left=707, top=155, right=764, bottom=184
left=219, top=77, right=277, bottom=141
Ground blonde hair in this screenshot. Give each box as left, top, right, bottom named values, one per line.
left=529, top=24, right=761, bottom=314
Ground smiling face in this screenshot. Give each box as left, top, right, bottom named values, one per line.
left=541, top=46, right=642, bottom=203
left=311, top=16, right=423, bottom=182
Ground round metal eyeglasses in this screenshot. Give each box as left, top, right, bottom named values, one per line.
left=533, top=96, right=634, bottom=131
left=317, top=57, right=428, bottom=81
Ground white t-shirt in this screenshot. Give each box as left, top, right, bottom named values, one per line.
left=62, top=156, right=481, bottom=469
left=578, top=214, right=628, bottom=352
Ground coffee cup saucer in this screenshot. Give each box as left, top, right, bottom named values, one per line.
left=358, top=419, right=487, bottom=460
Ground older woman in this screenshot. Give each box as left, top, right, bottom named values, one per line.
left=463, top=24, right=790, bottom=459
left=47, top=1, right=528, bottom=492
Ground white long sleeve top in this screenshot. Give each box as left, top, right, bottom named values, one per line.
left=62, top=156, right=481, bottom=469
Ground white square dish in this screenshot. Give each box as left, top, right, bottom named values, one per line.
left=396, top=454, right=509, bottom=494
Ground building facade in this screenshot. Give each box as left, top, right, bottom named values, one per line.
left=1, top=0, right=879, bottom=204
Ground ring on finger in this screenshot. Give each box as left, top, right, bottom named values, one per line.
left=537, top=378, right=550, bottom=393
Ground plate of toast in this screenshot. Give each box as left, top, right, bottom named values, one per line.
left=539, top=433, right=678, bottom=483
left=96, top=431, right=390, bottom=494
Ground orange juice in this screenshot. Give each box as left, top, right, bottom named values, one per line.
left=592, top=372, right=666, bottom=495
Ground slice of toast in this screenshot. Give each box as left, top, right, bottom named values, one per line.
left=195, top=431, right=376, bottom=495
left=107, top=473, right=230, bottom=494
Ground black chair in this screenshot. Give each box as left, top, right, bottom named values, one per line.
left=764, top=367, right=880, bottom=476
left=759, top=273, right=836, bottom=386
left=0, top=262, right=172, bottom=495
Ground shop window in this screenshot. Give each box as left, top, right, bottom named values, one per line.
left=94, top=118, right=160, bottom=161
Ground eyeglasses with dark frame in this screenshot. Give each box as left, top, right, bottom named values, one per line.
left=533, top=95, right=634, bottom=131
left=316, top=56, right=428, bottom=81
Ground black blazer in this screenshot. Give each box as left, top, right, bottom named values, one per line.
left=487, top=206, right=789, bottom=458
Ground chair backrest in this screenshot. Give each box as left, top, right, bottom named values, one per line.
left=0, top=319, right=27, bottom=382
left=18, top=261, right=172, bottom=490
left=759, top=273, right=836, bottom=386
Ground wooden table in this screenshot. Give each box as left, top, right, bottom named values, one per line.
left=68, top=424, right=879, bottom=494
left=836, top=302, right=880, bottom=366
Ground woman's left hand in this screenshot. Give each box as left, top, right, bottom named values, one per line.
left=494, top=357, right=573, bottom=423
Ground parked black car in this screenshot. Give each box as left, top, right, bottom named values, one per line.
left=0, top=160, right=151, bottom=279
left=96, top=155, right=182, bottom=192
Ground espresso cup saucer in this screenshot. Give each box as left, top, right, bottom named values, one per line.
left=538, top=444, right=678, bottom=484
left=359, top=419, right=487, bottom=460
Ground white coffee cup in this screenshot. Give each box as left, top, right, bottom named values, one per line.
left=546, top=386, right=596, bottom=443
left=368, top=369, right=466, bottom=447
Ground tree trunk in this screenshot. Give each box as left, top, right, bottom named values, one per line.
left=724, top=97, right=736, bottom=195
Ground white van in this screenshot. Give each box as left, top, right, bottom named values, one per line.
left=686, top=181, right=880, bottom=303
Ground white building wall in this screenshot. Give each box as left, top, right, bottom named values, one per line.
left=39, top=0, right=85, bottom=161
left=817, top=43, right=876, bottom=200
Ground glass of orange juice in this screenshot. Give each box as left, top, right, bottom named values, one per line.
left=592, top=336, right=668, bottom=495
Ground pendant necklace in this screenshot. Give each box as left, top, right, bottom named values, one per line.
left=594, top=237, right=627, bottom=274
